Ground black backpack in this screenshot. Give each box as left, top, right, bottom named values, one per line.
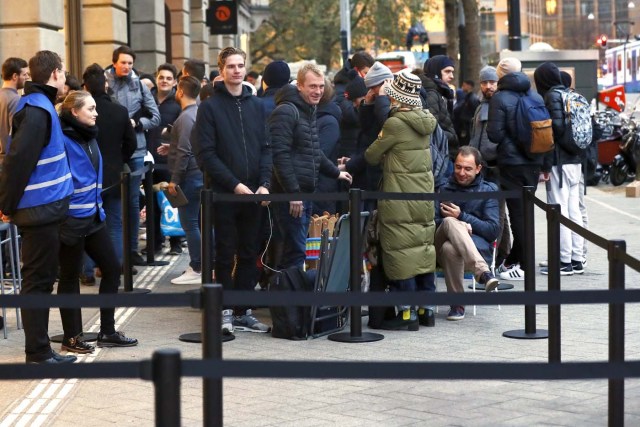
left=269, top=266, right=313, bottom=340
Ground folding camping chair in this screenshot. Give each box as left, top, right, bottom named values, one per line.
left=0, top=223, right=22, bottom=338
left=309, top=211, right=369, bottom=338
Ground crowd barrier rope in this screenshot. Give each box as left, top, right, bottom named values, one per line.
left=1, top=186, right=639, bottom=427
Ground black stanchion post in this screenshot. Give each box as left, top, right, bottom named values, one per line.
left=144, top=163, right=168, bottom=267
left=608, top=239, right=625, bottom=427
left=328, top=188, right=383, bottom=343
left=201, top=187, right=214, bottom=284
left=503, top=186, right=547, bottom=339
left=202, top=284, right=224, bottom=427
left=121, top=171, right=133, bottom=292
left=546, top=204, right=562, bottom=362
left=152, top=349, right=181, bottom=427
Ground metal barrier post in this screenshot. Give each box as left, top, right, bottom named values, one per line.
left=546, top=203, right=562, bottom=362
left=202, top=284, right=224, bottom=427
left=120, top=170, right=150, bottom=294
left=121, top=171, right=133, bottom=292
left=503, top=186, right=547, bottom=339
left=144, top=164, right=169, bottom=267
left=328, top=188, right=384, bottom=343
left=608, top=239, right=625, bottom=427
left=152, top=349, right=181, bottom=427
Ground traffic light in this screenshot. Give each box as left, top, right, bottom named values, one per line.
left=597, top=34, right=608, bottom=48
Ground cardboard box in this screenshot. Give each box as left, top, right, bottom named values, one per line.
left=625, top=180, right=640, bottom=198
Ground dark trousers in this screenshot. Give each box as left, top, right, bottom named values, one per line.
left=20, top=222, right=61, bottom=359
left=499, top=165, right=540, bottom=269
left=58, top=225, right=120, bottom=338
left=213, top=202, right=262, bottom=314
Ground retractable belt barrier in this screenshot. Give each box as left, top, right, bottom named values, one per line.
left=1, top=186, right=638, bottom=427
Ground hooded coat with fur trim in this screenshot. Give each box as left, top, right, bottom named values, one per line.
left=365, top=108, right=437, bottom=280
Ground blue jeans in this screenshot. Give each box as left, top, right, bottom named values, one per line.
left=127, top=157, right=144, bottom=252
left=177, top=173, right=203, bottom=271
left=83, top=189, right=123, bottom=276
left=273, top=200, right=312, bottom=270
left=389, top=272, right=435, bottom=311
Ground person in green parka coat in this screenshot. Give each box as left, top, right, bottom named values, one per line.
left=365, top=69, right=437, bottom=331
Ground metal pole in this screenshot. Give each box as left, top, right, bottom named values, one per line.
left=507, top=0, right=522, bottom=51
left=152, top=349, right=181, bottom=427
left=503, top=186, right=547, bottom=339
left=121, top=171, right=133, bottom=292
left=546, top=204, right=562, bottom=363
left=457, top=0, right=466, bottom=84
left=339, top=0, right=351, bottom=65
left=202, top=284, right=223, bottom=427
left=201, top=185, right=214, bottom=285
left=144, top=164, right=156, bottom=265
left=608, top=240, right=625, bottom=427
left=328, top=189, right=383, bottom=343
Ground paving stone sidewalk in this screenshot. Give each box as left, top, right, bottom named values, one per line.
left=1, top=185, right=640, bottom=426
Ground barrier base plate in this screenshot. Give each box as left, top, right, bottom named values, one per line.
left=119, top=288, right=151, bottom=294
left=327, top=331, right=384, bottom=343
left=468, top=283, right=515, bottom=291
left=145, top=260, right=170, bottom=266
left=178, top=332, right=235, bottom=343
left=50, top=332, right=98, bottom=343
left=503, top=329, right=548, bottom=339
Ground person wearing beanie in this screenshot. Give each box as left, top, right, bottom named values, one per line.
left=417, top=55, right=458, bottom=163
left=365, top=69, right=438, bottom=331
left=469, top=65, right=511, bottom=269
left=364, top=61, right=393, bottom=88
left=345, top=76, right=367, bottom=102
left=534, top=62, right=585, bottom=276
left=496, top=57, right=522, bottom=80
left=260, top=60, right=291, bottom=118
left=487, top=61, right=551, bottom=282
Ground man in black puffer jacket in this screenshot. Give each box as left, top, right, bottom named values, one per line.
left=487, top=58, right=552, bottom=282
left=192, top=47, right=272, bottom=334
left=534, top=62, right=585, bottom=276
left=269, top=63, right=352, bottom=269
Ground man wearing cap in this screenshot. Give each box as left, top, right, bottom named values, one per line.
left=365, top=69, right=437, bottom=330
left=420, top=55, right=458, bottom=161
left=469, top=66, right=511, bottom=267
left=340, top=61, right=393, bottom=197
left=487, top=58, right=552, bottom=281
left=260, top=60, right=290, bottom=118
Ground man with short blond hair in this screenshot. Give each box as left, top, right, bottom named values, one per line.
left=192, top=46, right=272, bottom=334
left=269, top=63, right=352, bottom=270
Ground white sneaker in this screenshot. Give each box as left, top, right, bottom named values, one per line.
left=170, top=267, right=201, bottom=285
left=539, top=260, right=548, bottom=267
left=498, top=263, right=525, bottom=281
left=222, top=309, right=234, bottom=334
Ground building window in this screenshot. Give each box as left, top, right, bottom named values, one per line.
left=480, top=12, right=495, bottom=33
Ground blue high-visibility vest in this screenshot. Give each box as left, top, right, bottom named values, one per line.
left=11, top=93, right=73, bottom=209
left=63, top=135, right=105, bottom=221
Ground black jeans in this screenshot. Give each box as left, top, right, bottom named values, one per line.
left=20, top=222, right=61, bottom=359
left=58, top=225, right=120, bottom=338
left=499, top=164, right=540, bottom=269
left=213, top=201, right=262, bottom=314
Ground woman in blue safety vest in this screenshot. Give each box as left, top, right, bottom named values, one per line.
left=56, top=90, right=138, bottom=353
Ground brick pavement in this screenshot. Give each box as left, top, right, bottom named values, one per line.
left=0, top=185, right=639, bottom=426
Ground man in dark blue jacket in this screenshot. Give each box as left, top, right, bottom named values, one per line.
left=192, top=47, right=272, bottom=334
left=435, top=147, right=500, bottom=321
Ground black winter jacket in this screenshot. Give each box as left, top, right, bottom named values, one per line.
left=419, top=76, right=458, bottom=159
left=191, top=82, right=271, bottom=193
left=539, top=86, right=582, bottom=166
left=269, top=84, right=340, bottom=193
left=148, top=88, right=181, bottom=164
left=487, top=72, right=551, bottom=169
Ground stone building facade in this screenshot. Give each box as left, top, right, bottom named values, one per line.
left=0, top=0, right=269, bottom=79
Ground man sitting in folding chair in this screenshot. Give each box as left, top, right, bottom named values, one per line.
left=435, top=146, right=500, bottom=321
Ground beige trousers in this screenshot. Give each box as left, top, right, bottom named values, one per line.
left=435, top=217, right=489, bottom=294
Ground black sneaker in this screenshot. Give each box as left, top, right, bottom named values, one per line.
left=417, top=308, right=435, bottom=327
left=571, top=260, right=584, bottom=274
left=61, top=336, right=95, bottom=354
left=478, top=271, right=500, bottom=292
left=381, top=309, right=419, bottom=331
left=541, top=262, right=574, bottom=276
left=97, top=331, right=139, bottom=347
left=26, top=350, right=77, bottom=364
left=169, top=245, right=183, bottom=255
left=130, top=252, right=147, bottom=266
